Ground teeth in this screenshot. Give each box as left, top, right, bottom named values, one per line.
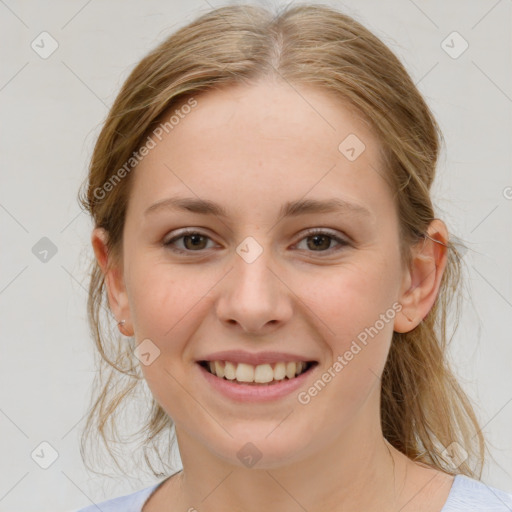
left=286, top=361, right=296, bottom=379
left=224, top=361, right=236, bottom=380
left=273, top=362, right=286, bottom=380
left=204, top=360, right=311, bottom=383
left=236, top=363, right=254, bottom=382
left=214, top=361, right=225, bottom=378
left=254, top=364, right=274, bottom=383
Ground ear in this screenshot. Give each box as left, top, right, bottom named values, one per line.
left=91, top=227, right=134, bottom=336
left=394, top=219, right=449, bottom=333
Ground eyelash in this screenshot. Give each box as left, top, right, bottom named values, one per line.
left=163, top=228, right=350, bottom=256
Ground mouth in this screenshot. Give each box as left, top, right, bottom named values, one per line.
left=198, top=360, right=319, bottom=385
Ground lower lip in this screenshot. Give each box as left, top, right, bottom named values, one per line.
left=197, top=362, right=317, bottom=403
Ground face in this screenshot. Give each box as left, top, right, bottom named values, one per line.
left=98, top=80, right=412, bottom=469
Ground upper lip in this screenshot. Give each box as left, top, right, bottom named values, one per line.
left=198, top=350, right=318, bottom=366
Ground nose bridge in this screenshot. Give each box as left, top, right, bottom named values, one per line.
left=215, top=234, right=292, bottom=332
left=233, top=234, right=276, bottom=301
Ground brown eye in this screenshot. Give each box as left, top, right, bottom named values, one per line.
left=306, top=234, right=332, bottom=251
left=182, top=234, right=208, bottom=250
left=164, top=230, right=215, bottom=253
left=295, top=229, right=350, bottom=254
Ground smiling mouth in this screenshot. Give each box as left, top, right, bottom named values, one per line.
left=198, top=360, right=318, bottom=385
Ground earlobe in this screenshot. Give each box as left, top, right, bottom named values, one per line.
left=91, top=227, right=134, bottom=336
left=394, top=219, right=449, bottom=333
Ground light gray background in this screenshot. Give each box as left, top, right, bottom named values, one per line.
left=1, top=0, right=511, bottom=510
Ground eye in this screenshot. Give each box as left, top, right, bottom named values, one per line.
left=163, top=229, right=217, bottom=254
left=163, top=228, right=350, bottom=255
left=293, top=228, right=350, bottom=254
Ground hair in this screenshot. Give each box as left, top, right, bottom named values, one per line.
left=78, top=2, right=486, bottom=479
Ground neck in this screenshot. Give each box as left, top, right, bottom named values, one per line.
left=166, top=414, right=408, bottom=512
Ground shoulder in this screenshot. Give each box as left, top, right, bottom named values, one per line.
left=73, top=482, right=160, bottom=512
left=442, top=474, right=512, bottom=511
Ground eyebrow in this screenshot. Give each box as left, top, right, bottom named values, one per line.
left=144, top=195, right=373, bottom=219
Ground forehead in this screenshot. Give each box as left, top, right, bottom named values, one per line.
left=128, top=80, right=393, bottom=222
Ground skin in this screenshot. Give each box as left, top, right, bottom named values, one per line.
left=92, top=79, right=453, bottom=512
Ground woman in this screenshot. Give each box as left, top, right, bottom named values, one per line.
left=75, top=3, right=512, bottom=511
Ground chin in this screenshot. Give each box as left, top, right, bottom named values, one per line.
left=203, top=427, right=314, bottom=470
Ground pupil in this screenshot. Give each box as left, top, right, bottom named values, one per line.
left=185, top=234, right=205, bottom=250
left=309, top=235, right=330, bottom=250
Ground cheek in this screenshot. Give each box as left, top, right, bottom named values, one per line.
left=298, top=256, right=401, bottom=344
left=126, top=263, right=214, bottom=414
left=294, top=256, right=401, bottom=410
left=126, top=259, right=219, bottom=346
left=342, top=261, right=401, bottom=370
left=128, top=272, right=179, bottom=338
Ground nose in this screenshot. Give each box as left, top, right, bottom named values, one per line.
left=215, top=243, right=293, bottom=334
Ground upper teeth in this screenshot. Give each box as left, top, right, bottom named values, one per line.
left=206, top=361, right=309, bottom=383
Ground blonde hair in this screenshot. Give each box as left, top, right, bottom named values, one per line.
left=78, top=2, right=485, bottom=478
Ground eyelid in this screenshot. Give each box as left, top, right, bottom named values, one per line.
left=299, top=227, right=349, bottom=242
